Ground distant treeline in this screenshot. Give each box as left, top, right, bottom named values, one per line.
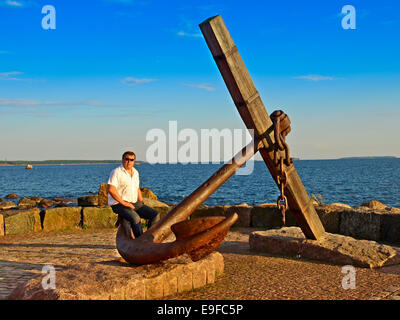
left=338, top=156, right=397, bottom=160
left=0, top=160, right=144, bottom=165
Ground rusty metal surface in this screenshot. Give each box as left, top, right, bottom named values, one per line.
left=116, top=140, right=256, bottom=265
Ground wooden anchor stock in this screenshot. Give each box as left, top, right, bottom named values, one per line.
left=199, top=15, right=325, bottom=240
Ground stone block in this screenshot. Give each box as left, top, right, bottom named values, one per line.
left=191, top=264, right=207, bottom=289
left=77, top=195, right=98, bottom=207
left=177, top=266, right=193, bottom=293
left=125, top=279, right=145, bottom=300
left=213, top=250, right=225, bottom=276
left=144, top=273, right=165, bottom=300
left=249, top=227, right=400, bottom=268
left=340, top=207, right=382, bottom=241
left=41, top=207, right=82, bottom=231
left=0, top=214, right=4, bottom=236
left=191, top=206, right=225, bottom=219
left=3, top=209, right=41, bottom=235
left=224, top=203, right=251, bottom=227
left=380, top=212, right=400, bottom=244
left=206, top=264, right=216, bottom=284
left=314, top=204, right=342, bottom=234
left=98, top=184, right=109, bottom=206
left=82, top=206, right=117, bottom=229
left=250, top=204, right=296, bottom=228
left=163, top=268, right=179, bottom=297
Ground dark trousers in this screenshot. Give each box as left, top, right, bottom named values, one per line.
left=111, top=201, right=160, bottom=238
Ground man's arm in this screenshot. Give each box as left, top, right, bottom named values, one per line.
left=108, top=184, right=134, bottom=209
left=137, top=187, right=143, bottom=202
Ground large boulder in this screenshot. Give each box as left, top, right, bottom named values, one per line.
left=0, top=201, right=17, bottom=211
left=2, top=209, right=42, bottom=235
left=41, top=207, right=82, bottom=231
left=249, top=227, right=400, bottom=268
left=38, top=199, right=55, bottom=209
left=5, top=194, right=19, bottom=199
left=17, top=197, right=37, bottom=210
left=140, top=187, right=158, bottom=200
left=143, top=198, right=171, bottom=218
left=77, top=195, right=98, bottom=207
left=97, top=184, right=109, bottom=206
left=330, top=203, right=352, bottom=209
left=361, top=200, right=387, bottom=210
left=29, top=197, right=44, bottom=205
left=53, top=198, right=77, bottom=204
left=82, top=207, right=117, bottom=229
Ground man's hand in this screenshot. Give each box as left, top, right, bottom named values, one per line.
left=122, top=201, right=135, bottom=209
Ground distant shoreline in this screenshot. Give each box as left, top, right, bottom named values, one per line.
left=0, top=161, right=144, bottom=166
left=0, top=156, right=397, bottom=167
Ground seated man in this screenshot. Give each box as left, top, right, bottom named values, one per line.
left=108, top=151, right=160, bottom=238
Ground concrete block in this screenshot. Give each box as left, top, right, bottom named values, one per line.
left=82, top=206, right=117, bottom=229
left=3, top=209, right=41, bottom=235
left=340, top=208, right=382, bottom=241
left=41, top=207, right=82, bottom=231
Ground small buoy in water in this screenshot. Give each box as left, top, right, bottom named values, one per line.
left=26, top=164, right=33, bottom=169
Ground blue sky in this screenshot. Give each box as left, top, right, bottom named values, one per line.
left=0, top=0, right=399, bottom=161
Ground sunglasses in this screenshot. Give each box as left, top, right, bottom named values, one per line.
left=124, top=158, right=135, bottom=162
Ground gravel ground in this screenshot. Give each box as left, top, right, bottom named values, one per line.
left=1, top=227, right=400, bottom=300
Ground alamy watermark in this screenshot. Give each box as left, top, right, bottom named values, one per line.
left=341, top=5, right=356, bottom=30
left=146, top=121, right=255, bottom=175
left=41, top=5, right=56, bottom=30
left=41, top=264, right=56, bottom=290
left=341, top=265, right=356, bottom=290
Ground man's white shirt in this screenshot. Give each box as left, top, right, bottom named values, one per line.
left=108, top=165, right=140, bottom=206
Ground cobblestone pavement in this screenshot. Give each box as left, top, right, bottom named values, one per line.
left=1, top=228, right=400, bottom=300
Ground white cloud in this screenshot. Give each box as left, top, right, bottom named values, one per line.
left=0, top=71, right=25, bottom=81
left=121, top=77, right=157, bottom=86
left=1, top=0, right=38, bottom=8
left=6, top=0, right=23, bottom=6
left=177, top=31, right=202, bottom=38
left=0, top=98, right=138, bottom=109
left=293, top=74, right=335, bottom=81
left=184, top=83, right=216, bottom=91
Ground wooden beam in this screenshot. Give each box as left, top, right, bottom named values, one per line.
left=199, top=15, right=325, bottom=240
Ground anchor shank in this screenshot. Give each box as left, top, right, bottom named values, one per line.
left=147, top=140, right=257, bottom=243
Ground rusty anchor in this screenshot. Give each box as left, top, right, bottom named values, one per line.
left=116, top=140, right=258, bottom=265
left=116, top=15, right=326, bottom=265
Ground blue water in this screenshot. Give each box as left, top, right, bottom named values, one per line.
left=0, top=158, right=399, bottom=208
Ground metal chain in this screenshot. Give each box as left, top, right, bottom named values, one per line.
left=276, top=157, right=288, bottom=225
left=271, top=110, right=292, bottom=226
